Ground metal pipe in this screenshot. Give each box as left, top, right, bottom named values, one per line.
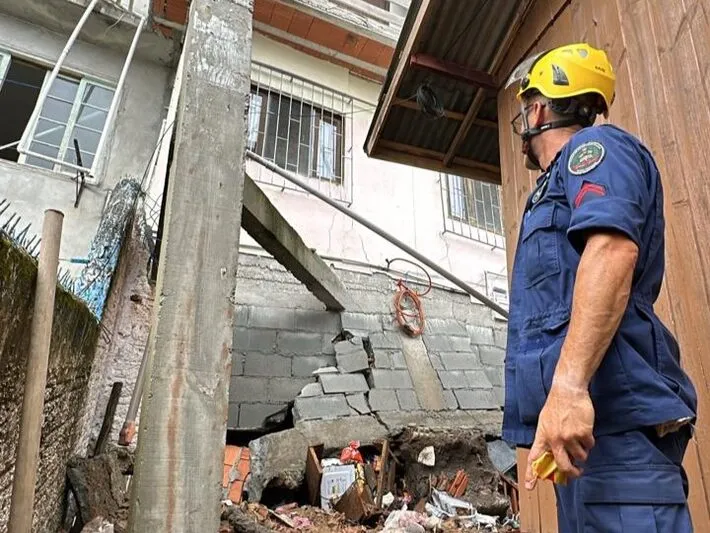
left=8, top=209, right=64, bottom=533
left=18, top=0, right=101, bottom=154
left=246, top=151, right=509, bottom=318
left=118, top=324, right=153, bottom=446
left=91, top=15, right=146, bottom=178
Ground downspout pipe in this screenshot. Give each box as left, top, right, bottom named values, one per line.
left=246, top=150, right=509, bottom=319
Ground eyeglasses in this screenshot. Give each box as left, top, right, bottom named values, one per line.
left=511, top=104, right=534, bottom=137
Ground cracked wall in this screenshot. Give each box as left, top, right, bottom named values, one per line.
left=229, top=253, right=507, bottom=430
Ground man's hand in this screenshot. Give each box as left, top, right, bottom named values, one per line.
left=525, top=379, right=595, bottom=490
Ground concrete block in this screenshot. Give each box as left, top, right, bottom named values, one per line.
left=368, top=389, right=399, bottom=411
left=390, top=351, right=408, bottom=369
left=493, top=386, right=505, bottom=407
left=479, top=346, right=506, bottom=367
left=277, top=332, right=323, bottom=354
left=239, top=403, right=287, bottom=428
left=369, top=369, right=414, bottom=389
left=249, top=306, right=296, bottom=330
left=369, top=332, right=402, bottom=350
left=293, top=394, right=351, bottom=421
left=454, top=389, right=499, bottom=410
left=466, top=325, right=495, bottom=345
left=452, top=301, right=492, bottom=325
left=396, top=389, right=420, bottom=411
left=342, top=312, right=382, bottom=334
left=319, top=373, right=369, bottom=393
left=268, top=378, right=315, bottom=402
left=421, top=298, right=454, bottom=319
left=465, top=370, right=494, bottom=389
left=295, top=309, right=341, bottom=333
left=423, top=335, right=471, bottom=353
left=381, top=314, right=400, bottom=331
left=292, top=355, right=336, bottom=377
left=234, top=328, right=277, bottom=353
left=244, top=353, right=291, bottom=377
left=230, top=376, right=271, bottom=403
left=346, top=393, right=371, bottom=414
left=337, top=350, right=370, bottom=374
left=335, top=338, right=365, bottom=355
left=228, top=403, right=239, bottom=427
left=484, top=366, right=505, bottom=388
left=439, top=351, right=482, bottom=371
left=231, top=351, right=244, bottom=376
left=322, top=336, right=336, bottom=355
left=373, top=351, right=393, bottom=369
left=442, top=390, right=459, bottom=410
left=235, top=305, right=250, bottom=327
left=437, top=370, right=468, bottom=389
left=299, top=382, right=324, bottom=397
left=428, top=352, right=444, bottom=371
left=426, top=318, right=468, bottom=336
left=494, top=328, right=508, bottom=349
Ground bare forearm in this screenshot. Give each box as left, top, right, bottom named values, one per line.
left=553, top=233, right=639, bottom=390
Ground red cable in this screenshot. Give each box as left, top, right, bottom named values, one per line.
left=388, top=259, right=432, bottom=337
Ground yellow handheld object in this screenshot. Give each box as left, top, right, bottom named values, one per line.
left=532, top=451, right=568, bottom=486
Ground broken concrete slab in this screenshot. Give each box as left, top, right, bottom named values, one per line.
left=335, top=339, right=370, bottom=374
left=319, top=372, right=369, bottom=393
left=367, top=389, right=399, bottom=411
left=346, top=393, right=371, bottom=414
left=293, top=394, right=351, bottom=422
left=400, top=335, right=445, bottom=410
left=246, top=416, right=387, bottom=502
left=298, top=382, right=324, bottom=397
left=377, top=410, right=503, bottom=437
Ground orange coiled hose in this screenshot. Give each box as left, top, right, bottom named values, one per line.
left=388, top=258, right=432, bottom=337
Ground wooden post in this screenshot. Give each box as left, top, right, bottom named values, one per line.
left=127, top=0, right=252, bottom=531
left=8, top=209, right=64, bottom=533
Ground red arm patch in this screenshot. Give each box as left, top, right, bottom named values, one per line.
left=574, top=182, right=606, bottom=208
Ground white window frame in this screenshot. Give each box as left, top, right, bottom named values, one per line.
left=18, top=72, right=115, bottom=181
left=485, top=271, right=509, bottom=322
left=0, top=51, right=11, bottom=91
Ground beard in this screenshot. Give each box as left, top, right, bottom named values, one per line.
left=523, top=140, right=542, bottom=171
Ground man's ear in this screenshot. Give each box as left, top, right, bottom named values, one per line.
left=531, top=101, right=546, bottom=128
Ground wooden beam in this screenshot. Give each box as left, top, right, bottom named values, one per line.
left=393, top=98, right=497, bottom=128
left=241, top=174, right=352, bottom=311
left=409, top=53, right=499, bottom=91
left=127, top=0, right=252, bottom=530
left=366, top=0, right=436, bottom=155
left=444, top=0, right=536, bottom=166
left=377, top=140, right=501, bottom=184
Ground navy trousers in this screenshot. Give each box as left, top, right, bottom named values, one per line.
left=553, top=426, right=693, bottom=532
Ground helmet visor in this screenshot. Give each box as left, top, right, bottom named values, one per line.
left=504, top=51, right=546, bottom=90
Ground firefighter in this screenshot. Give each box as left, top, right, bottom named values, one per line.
left=503, top=43, right=698, bottom=532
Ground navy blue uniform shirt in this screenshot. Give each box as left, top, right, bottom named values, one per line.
left=502, top=124, right=698, bottom=446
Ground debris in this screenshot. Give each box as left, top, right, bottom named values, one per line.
left=312, top=366, right=339, bottom=375
left=486, top=440, right=517, bottom=476
left=391, top=427, right=509, bottom=517
left=446, top=470, right=469, bottom=498
left=223, top=445, right=251, bottom=504
left=66, top=449, right=132, bottom=533
left=333, top=472, right=375, bottom=522
left=221, top=504, right=277, bottom=533
left=427, top=489, right=499, bottom=530
left=81, top=517, right=114, bottom=533
left=341, top=441, right=365, bottom=464
left=417, top=446, right=435, bottom=467
left=321, top=463, right=357, bottom=510
left=381, top=492, right=395, bottom=508
left=268, top=508, right=296, bottom=528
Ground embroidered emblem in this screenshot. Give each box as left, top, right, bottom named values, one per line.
left=574, top=181, right=606, bottom=207
left=568, top=141, right=605, bottom=175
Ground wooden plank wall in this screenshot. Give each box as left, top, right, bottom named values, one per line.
left=496, top=0, right=710, bottom=531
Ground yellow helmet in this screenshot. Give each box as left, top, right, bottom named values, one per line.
left=506, top=43, right=616, bottom=116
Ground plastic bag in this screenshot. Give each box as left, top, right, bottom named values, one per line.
left=339, top=440, right=364, bottom=464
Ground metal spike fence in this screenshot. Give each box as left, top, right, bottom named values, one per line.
left=0, top=197, right=74, bottom=291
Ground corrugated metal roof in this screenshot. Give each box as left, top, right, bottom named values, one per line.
left=365, top=0, right=525, bottom=183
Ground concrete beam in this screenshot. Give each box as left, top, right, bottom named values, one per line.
left=241, top=174, right=352, bottom=311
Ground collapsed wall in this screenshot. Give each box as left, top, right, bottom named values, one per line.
left=229, top=253, right=507, bottom=430
left=0, top=235, right=100, bottom=532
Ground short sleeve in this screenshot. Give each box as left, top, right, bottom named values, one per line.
left=561, top=127, right=651, bottom=253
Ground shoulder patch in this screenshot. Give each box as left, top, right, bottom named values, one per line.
left=568, top=141, right=605, bottom=175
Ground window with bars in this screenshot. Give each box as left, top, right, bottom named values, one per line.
left=247, top=86, right=345, bottom=182
left=0, top=49, right=115, bottom=175
left=441, top=174, right=505, bottom=247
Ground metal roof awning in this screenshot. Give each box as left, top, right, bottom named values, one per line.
left=364, top=0, right=535, bottom=184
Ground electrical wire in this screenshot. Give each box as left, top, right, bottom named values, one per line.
left=386, top=257, right=432, bottom=337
